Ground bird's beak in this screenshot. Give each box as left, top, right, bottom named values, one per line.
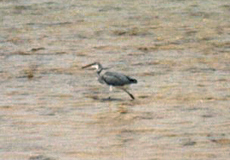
left=82, top=62, right=96, bottom=69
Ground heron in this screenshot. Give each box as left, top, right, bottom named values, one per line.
left=82, top=62, right=137, bottom=100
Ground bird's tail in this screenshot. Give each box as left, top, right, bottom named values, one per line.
left=129, top=78, right=137, bottom=84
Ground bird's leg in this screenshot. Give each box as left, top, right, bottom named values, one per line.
left=121, top=88, right=135, bottom=100
left=108, top=86, right=113, bottom=99
left=109, top=86, right=113, bottom=92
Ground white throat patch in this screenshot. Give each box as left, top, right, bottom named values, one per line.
left=92, top=64, right=99, bottom=70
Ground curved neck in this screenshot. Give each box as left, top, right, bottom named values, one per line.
left=97, top=68, right=103, bottom=75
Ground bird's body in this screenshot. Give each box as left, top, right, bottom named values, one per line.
left=98, top=71, right=137, bottom=86
left=82, top=62, right=137, bottom=99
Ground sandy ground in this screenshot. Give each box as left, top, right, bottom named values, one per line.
left=0, top=0, right=230, bottom=160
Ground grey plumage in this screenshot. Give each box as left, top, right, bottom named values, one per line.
left=82, top=62, right=137, bottom=99
left=100, top=71, right=137, bottom=86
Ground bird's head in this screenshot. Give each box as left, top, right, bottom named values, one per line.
left=82, top=62, right=103, bottom=71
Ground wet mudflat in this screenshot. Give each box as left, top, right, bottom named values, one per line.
left=0, top=0, right=230, bottom=160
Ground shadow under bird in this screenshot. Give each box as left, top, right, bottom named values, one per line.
left=82, top=62, right=138, bottom=100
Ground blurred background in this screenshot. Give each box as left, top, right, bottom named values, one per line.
left=0, top=0, right=229, bottom=159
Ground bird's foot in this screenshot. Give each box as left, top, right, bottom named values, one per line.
left=101, top=96, right=112, bottom=101
left=101, top=96, right=123, bottom=102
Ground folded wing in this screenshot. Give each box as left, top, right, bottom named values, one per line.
left=101, top=71, right=137, bottom=86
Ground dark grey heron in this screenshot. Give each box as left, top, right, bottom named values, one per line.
left=82, top=62, right=137, bottom=100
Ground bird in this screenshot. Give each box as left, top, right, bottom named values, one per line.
left=82, top=62, right=137, bottom=100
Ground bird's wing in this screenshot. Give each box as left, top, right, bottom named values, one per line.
left=101, top=72, right=131, bottom=86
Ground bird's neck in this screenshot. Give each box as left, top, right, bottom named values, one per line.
left=97, top=68, right=103, bottom=75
